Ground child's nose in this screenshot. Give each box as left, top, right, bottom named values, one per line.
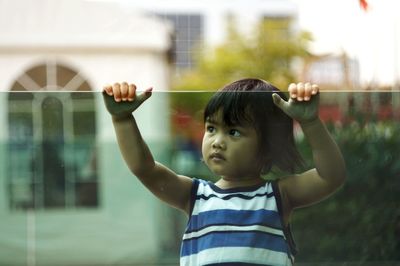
left=212, top=136, right=226, bottom=150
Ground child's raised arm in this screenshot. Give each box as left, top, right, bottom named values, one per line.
left=103, top=82, right=193, bottom=215
left=272, top=82, right=346, bottom=222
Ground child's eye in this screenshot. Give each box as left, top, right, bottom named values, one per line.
left=229, top=129, right=241, bottom=137
left=206, top=126, right=216, bottom=133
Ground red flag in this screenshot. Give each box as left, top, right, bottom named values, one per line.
left=359, top=0, right=369, bottom=11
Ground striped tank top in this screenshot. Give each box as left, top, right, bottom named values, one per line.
left=180, top=178, right=297, bottom=266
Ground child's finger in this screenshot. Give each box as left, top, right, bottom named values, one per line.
left=311, top=84, right=319, bottom=95
left=136, top=87, right=153, bottom=103
left=145, top=86, right=153, bottom=96
left=304, top=82, right=312, bottom=101
left=113, top=83, right=122, bottom=102
left=128, top=84, right=136, bottom=101
left=121, top=82, right=129, bottom=101
left=103, top=85, right=113, bottom=96
left=272, top=93, right=289, bottom=114
left=296, top=82, right=305, bottom=101
left=288, top=83, right=297, bottom=99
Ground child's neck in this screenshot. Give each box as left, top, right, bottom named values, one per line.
left=215, top=175, right=264, bottom=189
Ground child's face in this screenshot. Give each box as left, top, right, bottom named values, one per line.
left=202, top=109, right=262, bottom=179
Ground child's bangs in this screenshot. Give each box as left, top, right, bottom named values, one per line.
left=204, top=91, right=254, bottom=126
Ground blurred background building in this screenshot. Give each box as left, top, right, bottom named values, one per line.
left=0, top=0, right=174, bottom=265
left=132, top=0, right=299, bottom=73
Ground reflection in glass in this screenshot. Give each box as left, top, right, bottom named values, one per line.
left=7, top=61, right=98, bottom=210
left=7, top=92, right=98, bottom=210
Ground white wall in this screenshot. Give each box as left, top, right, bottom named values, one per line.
left=0, top=50, right=177, bottom=265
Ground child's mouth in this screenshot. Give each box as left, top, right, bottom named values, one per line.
left=210, top=152, right=225, bottom=162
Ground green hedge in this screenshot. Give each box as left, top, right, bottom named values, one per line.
left=293, top=119, right=400, bottom=263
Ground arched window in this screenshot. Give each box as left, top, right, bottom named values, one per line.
left=8, top=61, right=98, bottom=210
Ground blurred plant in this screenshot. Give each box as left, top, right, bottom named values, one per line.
left=171, top=17, right=313, bottom=113
left=293, top=118, right=400, bottom=262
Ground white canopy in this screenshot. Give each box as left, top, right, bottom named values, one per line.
left=0, top=0, right=172, bottom=51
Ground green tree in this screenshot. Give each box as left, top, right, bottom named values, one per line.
left=171, top=17, right=312, bottom=112
left=173, top=18, right=312, bottom=89
left=293, top=117, right=400, bottom=263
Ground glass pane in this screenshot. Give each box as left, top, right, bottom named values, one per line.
left=6, top=92, right=98, bottom=211
left=1, top=91, right=399, bottom=265
left=8, top=112, right=33, bottom=141
left=8, top=182, right=34, bottom=209
left=73, top=111, right=96, bottom=136
left=41, top=140, right=66, bottom=208
left=42, top=96, right=64, bottom=139
left=74, top=181, right=98, bottom=207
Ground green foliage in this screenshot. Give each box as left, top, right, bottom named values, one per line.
left=169, top=91, right=213, bottom=118
left=169, top=17, right=314, bottom=136
left=171, top=18, right=312, bottom=113
left=293, top=119, right=400, bottom=262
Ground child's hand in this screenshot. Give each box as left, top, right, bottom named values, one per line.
left=102, top=82, right=153, bottom=117
left=272, top=82, right=319, bottom=124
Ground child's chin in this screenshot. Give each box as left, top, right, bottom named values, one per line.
left=210, top=168, right=227, bottom=176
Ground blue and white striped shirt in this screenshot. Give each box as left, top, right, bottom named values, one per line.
left=180, top=179, right=297, bottom=266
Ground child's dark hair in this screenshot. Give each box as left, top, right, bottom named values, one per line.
left=204, top=78, right=304, bottom=174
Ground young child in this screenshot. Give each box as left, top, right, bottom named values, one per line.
left=103, top=78, right=346, bottom=266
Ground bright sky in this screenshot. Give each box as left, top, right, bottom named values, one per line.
left=292, top=0, right=400, bottom=86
